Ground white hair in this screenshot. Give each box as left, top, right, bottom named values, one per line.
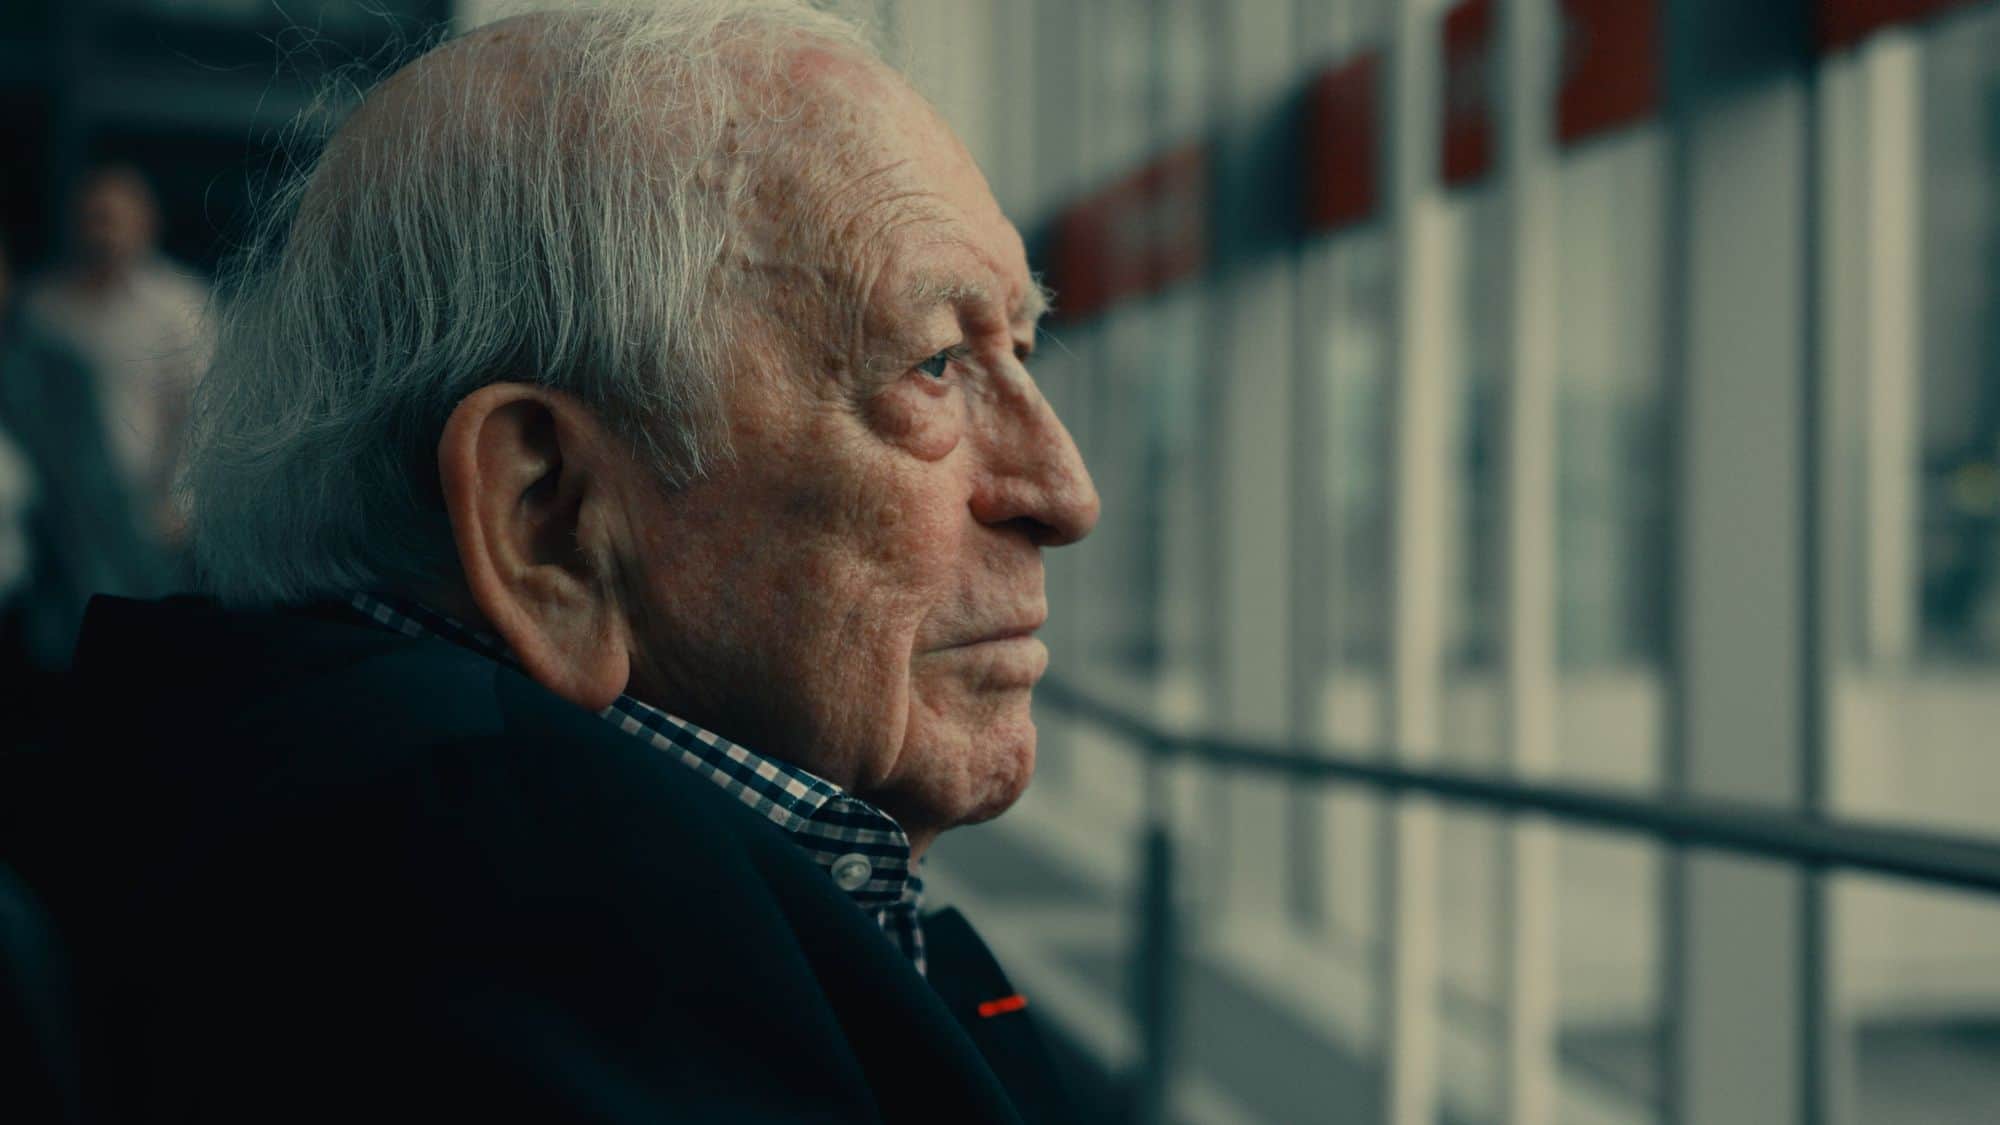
left=186, top=1, right=874, bottom=606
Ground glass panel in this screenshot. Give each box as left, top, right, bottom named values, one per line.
left=1087, top=0, right=1154, bottom=180
left=1553, top=125, right=1672, bottom=793
left=1820, top=27, right=2000, bottom=1125
left=1556, top=827, right=1665, bottom=1125
left=1321, top=230, right=1395, bottom=684
left=1431, top=818, right=1668, bottom=1125
left=1837, top=874, right=2000, bottom=1124
left=1151, top=287, right=1216, bottom=722
left=1036, top=328, right=1098, bottom=793
left=1173, top=784, right=1390, bottom=1123
left=1075, top=310, right=1151, bottom=682
left=1438, top=809, right=1506, bottom=1123
left=1063, top=288, right=1210, bottom=717
left=1830, top=2, right=2000, bottom=843
left=1437, top=184, right=1506, bottom=771
left=1157, top=0, right=1213, bottom=139
left=1293, top=226, right=1396, bottom=1122
left=1915, top=4, right=2000, bottom=667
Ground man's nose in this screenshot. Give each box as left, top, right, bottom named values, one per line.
left=969, top=368, right=1101, bottom=547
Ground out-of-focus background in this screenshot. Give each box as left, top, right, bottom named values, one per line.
left=3, top=1, right=1999, bottom=1122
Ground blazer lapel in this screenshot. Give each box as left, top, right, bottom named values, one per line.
left=924, top=907, right=1078, bottom=1125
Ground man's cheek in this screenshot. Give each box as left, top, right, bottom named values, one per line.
left=862, top=384, right=965, bottom=462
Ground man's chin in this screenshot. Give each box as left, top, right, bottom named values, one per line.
left=953, top=720, right=1037, bottom=828
left=884, top=721, right=1037, bottom=842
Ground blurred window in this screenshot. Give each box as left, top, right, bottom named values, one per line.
left=1086, top=0, right=1154, bottom=179
left=1827, top=16, right=2000, bottom=1122
left=1916, top=4, right=2000, bottom=665
left=1827, top=5, right=2000, bottom=844
left=1551, top=126, right=1671, bottom=794
left=1554, top=130, right=1670, bottom=671
left=1442, top=185, right=1505, bottom=674
left=1838, top=874, right=2000, bottom=1125
left=1064, top=0, right=1217, bottom=707
left=1157, top=0, right=1212, bottom=137
left=1319, top=231, right=1393, bottom=677
left=1436, top=184, right=1506, bottom=771
left=1303, top=0, right=1394, bottom=752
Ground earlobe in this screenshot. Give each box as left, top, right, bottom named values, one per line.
left=438, top=383, right=633, bottom=713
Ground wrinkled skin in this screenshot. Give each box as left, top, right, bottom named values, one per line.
left=604, top=53, right=1100, bottom=857
left=372, top=16, right=1102, bottom=859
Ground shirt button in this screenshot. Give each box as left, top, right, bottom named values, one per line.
left=832, top=854, right=873, bottom=892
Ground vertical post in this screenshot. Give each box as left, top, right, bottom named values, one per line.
left=1382, top=0, right=1446, bottom=1121
left=1663, top=5, right=1819, bottom=1124
left=1854, top=35, right=1923, bottom=670
left=1283, top=0, right=1344, bottom=936
left=1656, top=4, right=1696, bottom=1120
left=1797, top=28, right=1923, bottom=1125
left=1213, top=0, right=1299, bottom=922
left=1131, top=744, right=1180, bottom=1125
left=1496, top=0, right=1560, bottom=1121
left=1801, top=44, right=1839, bottom=1125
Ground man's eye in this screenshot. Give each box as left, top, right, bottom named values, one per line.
left=917, top=346, right=967, bottom=381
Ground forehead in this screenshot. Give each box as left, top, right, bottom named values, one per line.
left=771, top=56, right=1036, bottom=327
left=899, top=265, right=1049, bottom=330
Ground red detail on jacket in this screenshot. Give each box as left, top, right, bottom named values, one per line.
left=977, top=994, right=1029, bottom=1019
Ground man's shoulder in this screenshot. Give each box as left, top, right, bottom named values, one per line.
left=33, top=600, right=948, bottom=1124
left=56, top=597, right=802, bottom=912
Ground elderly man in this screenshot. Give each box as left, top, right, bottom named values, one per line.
left=12, top=3, right=1097, bottom=1122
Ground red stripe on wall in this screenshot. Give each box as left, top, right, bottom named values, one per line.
left=1557, top=0, right=1662, bottom=144
left=1304, top=51, right=1383, bottom=232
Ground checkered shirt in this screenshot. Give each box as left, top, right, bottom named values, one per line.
left=347, top=593, right=926, bottom=975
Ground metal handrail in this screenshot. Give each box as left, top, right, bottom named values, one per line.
left=1037, top=678, right=2000, bottom=897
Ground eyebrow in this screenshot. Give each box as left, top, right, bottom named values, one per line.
left=901, top=272, right=1051, bottom=330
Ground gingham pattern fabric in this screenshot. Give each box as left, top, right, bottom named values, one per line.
left=347, top=593, right=926, bottom=975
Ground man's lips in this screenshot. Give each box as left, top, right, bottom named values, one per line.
left=971, top=624, right=1040, bottom=644
left=929, top=627, right=1050, bottom=686
left=932, top=615, right=1048, bottom=651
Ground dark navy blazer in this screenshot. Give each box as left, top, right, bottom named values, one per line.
left=10, top=596, right=1075, bottom=1124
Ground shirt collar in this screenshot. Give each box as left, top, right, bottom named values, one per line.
left=345, top=593, right=926, bottom=969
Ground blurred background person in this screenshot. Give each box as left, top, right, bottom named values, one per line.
left=0, top=225, right=172, bottom=751
left=23, top=165, right=210, bottom=552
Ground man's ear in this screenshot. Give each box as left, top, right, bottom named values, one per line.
left=438, top=383, right=631, bottom=712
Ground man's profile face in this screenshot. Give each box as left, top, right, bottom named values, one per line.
left=613, top=58, right=1099, bottom=851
